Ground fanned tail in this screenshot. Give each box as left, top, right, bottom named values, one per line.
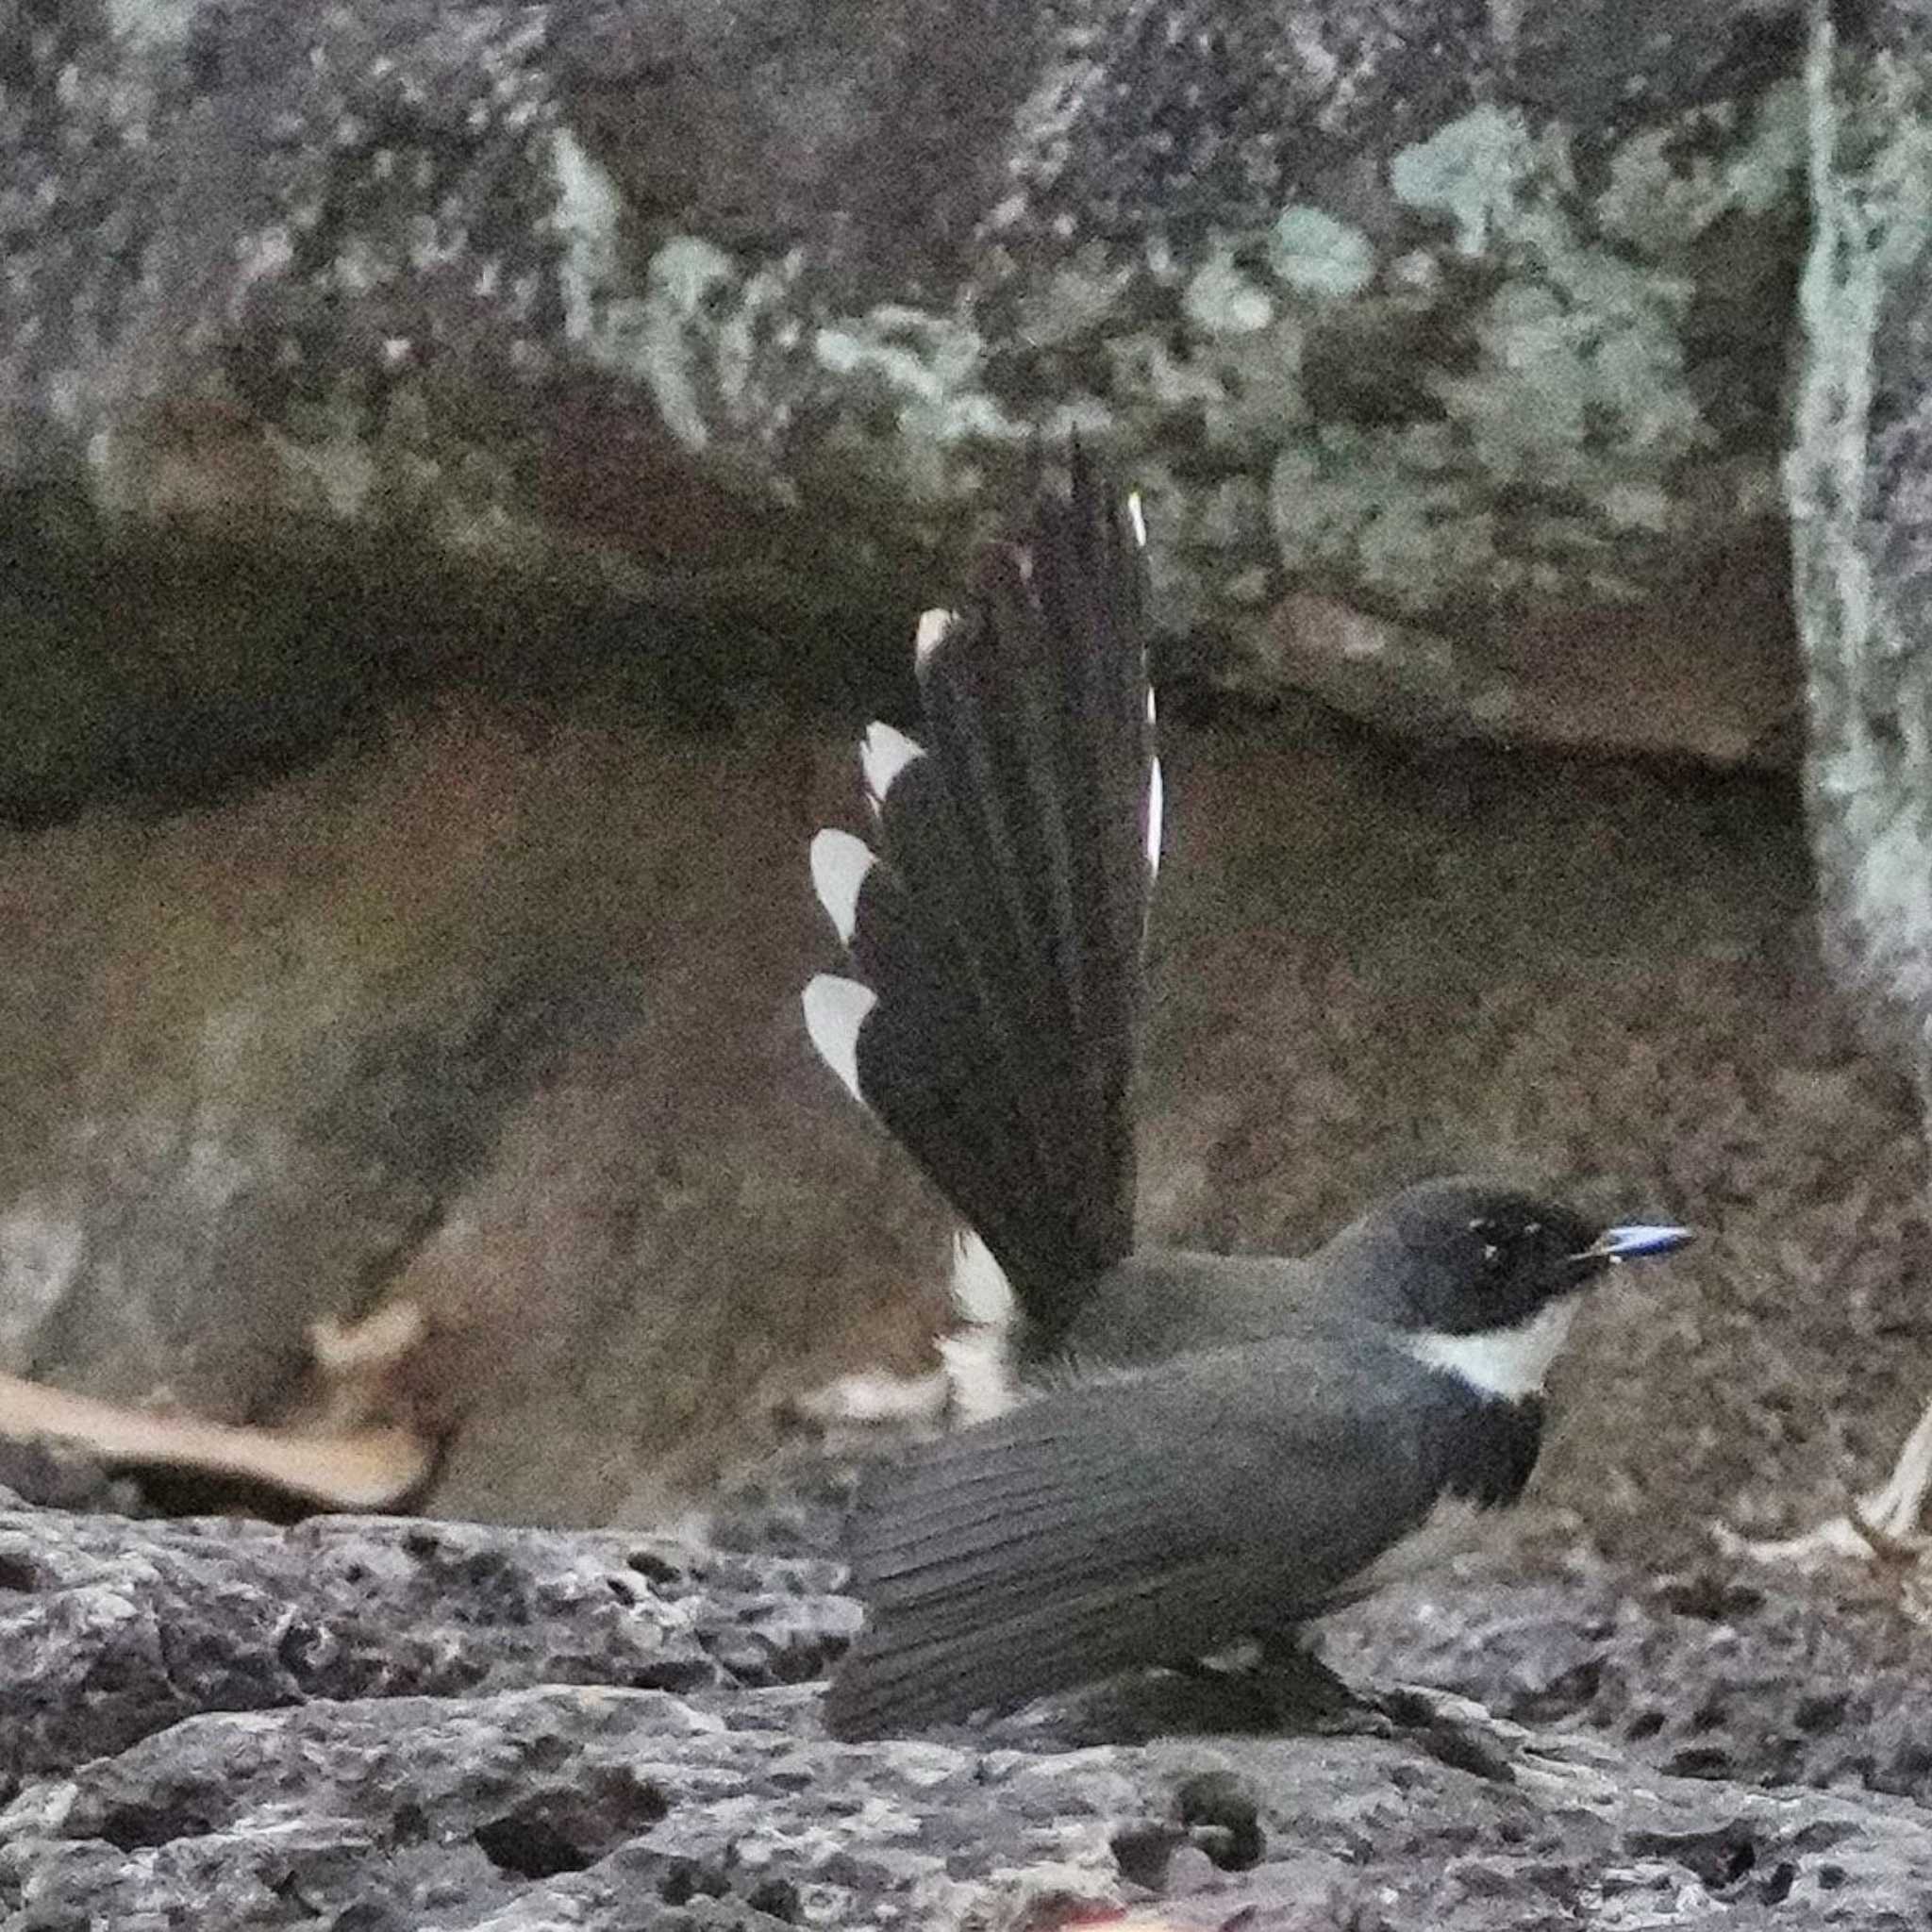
left=804, top=448, right=1159, bottom=1348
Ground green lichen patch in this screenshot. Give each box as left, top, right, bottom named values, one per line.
left=1267, top=207, right=1378, bottom=300
left=1390, top=104, right=1545, bottom=259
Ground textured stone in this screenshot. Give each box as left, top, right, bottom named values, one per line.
left=0, top=0, right=1812, bottom=786
left=5, top=1498, right=1932, bottom=1930
left=1737, top=0, right=1932, bottom=1672
left=1329, top=1543, right=1932, bottom=1804
left=0, top=1503, right=854, bottom=1785
left=1788, top=0, right=1932, bottom=1080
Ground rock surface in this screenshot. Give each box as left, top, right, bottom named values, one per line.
left=5, top=1492, right=1932, bottom=1930
left=1773, top=2, right=1932, bottom=1589
left=0, top=0, right=1811, bottom=781
left=1787, top=0, right=1932, bottom=1084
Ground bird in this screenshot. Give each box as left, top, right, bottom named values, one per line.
left=799, top=447, right=1692, bottom=1740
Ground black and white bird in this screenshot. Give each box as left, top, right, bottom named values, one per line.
left=801, top=449, right=1691, bottom=1740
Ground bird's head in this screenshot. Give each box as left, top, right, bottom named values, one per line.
left=1329, top=1176, right=1692, bottom=1399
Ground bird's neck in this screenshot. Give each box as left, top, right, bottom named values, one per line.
left=1403, top=1297, right=1577, bottom=1402
left=1403, top=1309, right=1563, bottom=1512
left=1437, top=1388, right=1545, bottom=1508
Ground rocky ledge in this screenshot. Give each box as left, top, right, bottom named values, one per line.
left=3, top=1488, right=1931, bottom=1931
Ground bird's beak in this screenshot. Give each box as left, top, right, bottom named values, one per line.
left=1584, top=1224, right=1695, bottom=1262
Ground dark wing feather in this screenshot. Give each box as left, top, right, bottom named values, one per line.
left=824, top=1333, right=1449, bottom=1739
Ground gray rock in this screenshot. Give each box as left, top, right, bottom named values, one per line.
left=0, top=1506, right=855, bottom=1783
left=0, top=0, right=1814, bottom=783
left=1788, top=0, right=1932, bottom=1080
left=4, top=1499, right=1932, bottom=1930
left=1328, top=1544, right=1932, bottom=1802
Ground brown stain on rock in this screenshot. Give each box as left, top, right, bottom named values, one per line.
left=0, top=692, right=1921, bottom=1543
left=1270, top=520, right=1801, bottom=770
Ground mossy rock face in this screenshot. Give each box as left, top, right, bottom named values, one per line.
left=1787, top=12, right=1932, bottom=1074
left=0, top=0, right=1810, bottom=802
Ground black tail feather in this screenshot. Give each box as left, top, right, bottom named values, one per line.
left=804, top=449, right=1158, bottom=1347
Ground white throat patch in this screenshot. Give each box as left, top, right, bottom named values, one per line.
left=1406, top=1297, right=1578, bottom=1400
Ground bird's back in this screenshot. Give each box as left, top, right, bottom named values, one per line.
left=1052, top=1246, right=1337, bottom=1372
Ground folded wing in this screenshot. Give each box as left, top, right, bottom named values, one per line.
left=824, top=1333, right=1445, bottom=1738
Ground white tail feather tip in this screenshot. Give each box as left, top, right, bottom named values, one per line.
left=860, top=722, right=926, bottom=807
left=914, top=608, right=958, bottom=664
left=808, top=828, right=875, bottom=945
left=801, top=974, right=876, bottom=1104
left=949, top=1228, right=1018, bottom=1327
left=1146, top=756, right=1163, bottom=877
left=1127, top=491, right=1147, bottom=548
